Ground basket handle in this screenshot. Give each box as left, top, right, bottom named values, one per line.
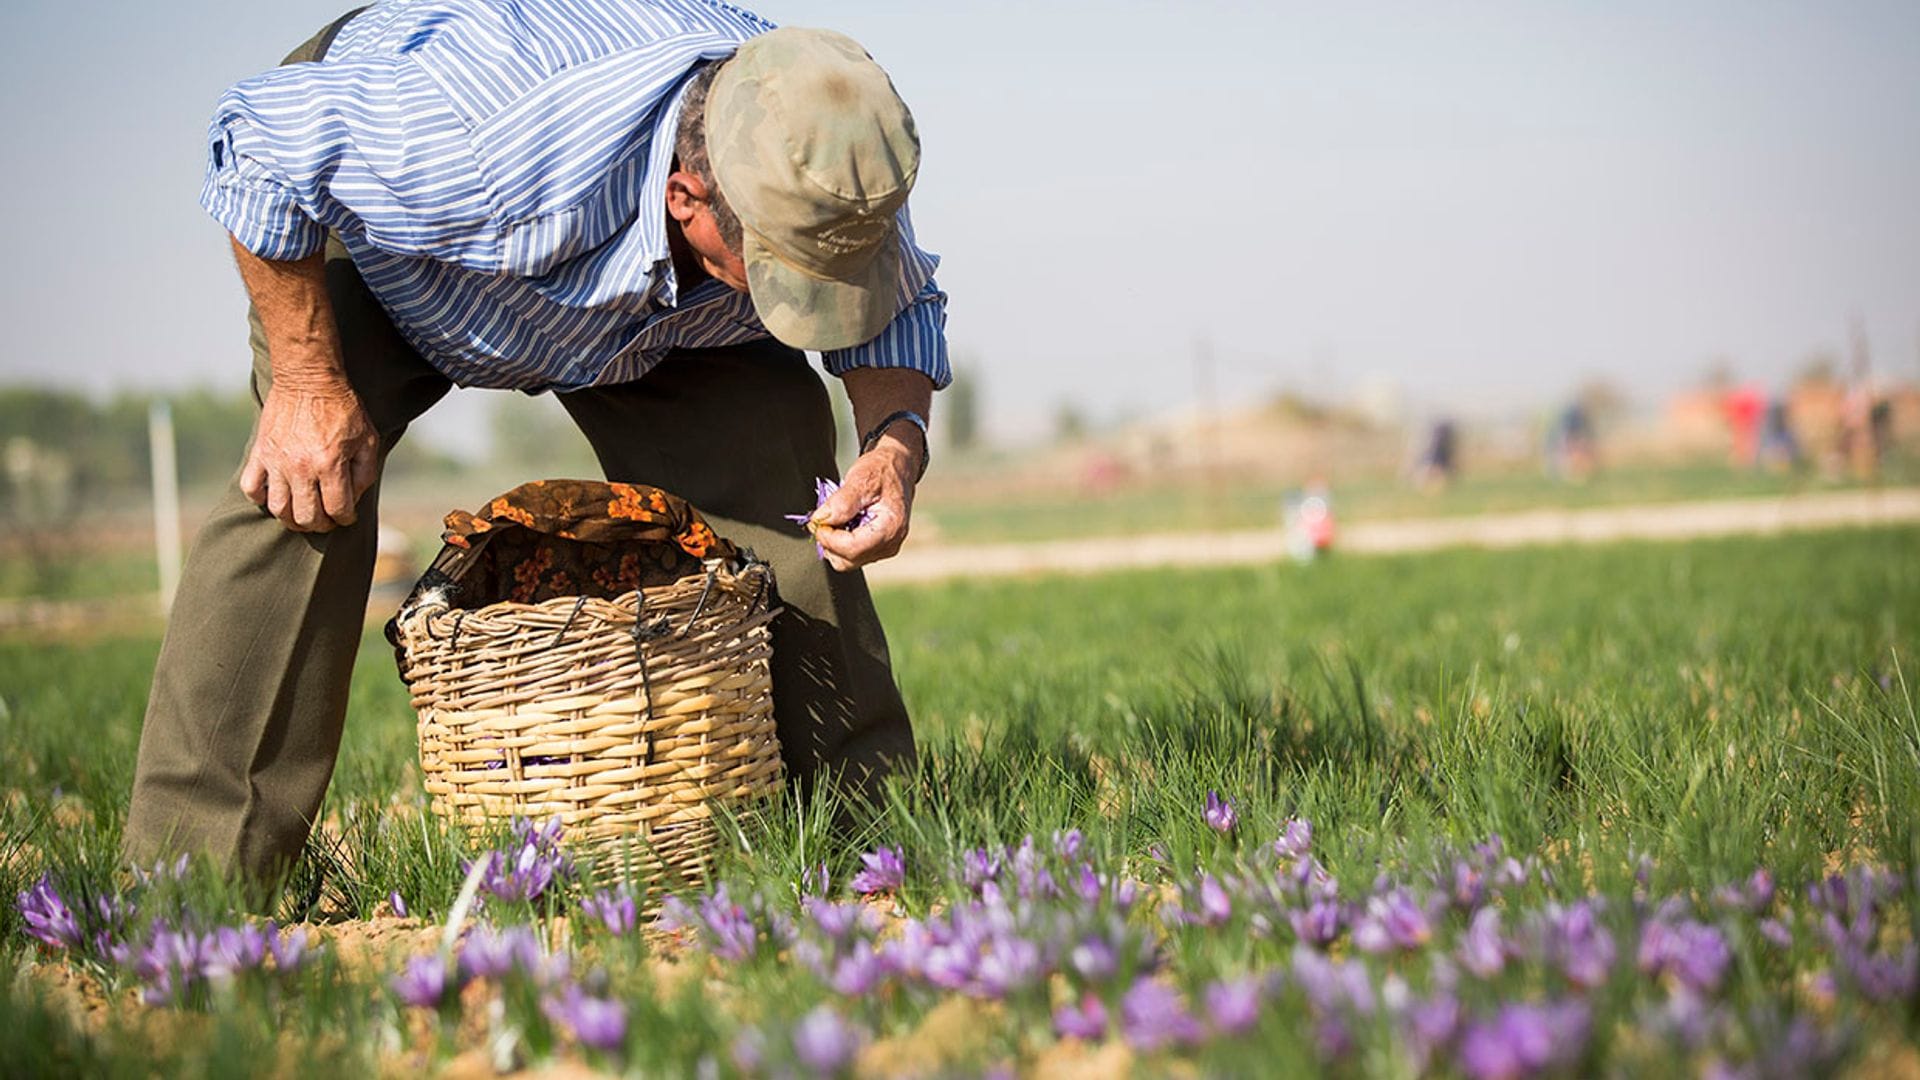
left=630, top=587, right=672, bottom=767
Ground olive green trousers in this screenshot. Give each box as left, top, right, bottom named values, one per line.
left=121, top=251, right=915, bottom=882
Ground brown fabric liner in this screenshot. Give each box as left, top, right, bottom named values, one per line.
left=395, top=478, right=740, bottom=612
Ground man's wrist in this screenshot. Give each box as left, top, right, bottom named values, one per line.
left=860, top=409, right=930, bottom=481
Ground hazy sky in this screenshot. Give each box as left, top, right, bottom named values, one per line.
left=2, top=0, right=1917, bottom=443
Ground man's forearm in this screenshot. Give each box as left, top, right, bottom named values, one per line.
left=229, top=235, right=380, bottom=532
left=840, top=367, right=933, bottom=465
left=230, top=236, right=347, bottom=390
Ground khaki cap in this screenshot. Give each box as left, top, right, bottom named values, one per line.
left=706, top=28, right=921, bottom=351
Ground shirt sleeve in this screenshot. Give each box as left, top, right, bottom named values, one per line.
left=197, top=58, right=497, bottom=267
left=199, top=113, right=328, bottom=260
left=819, top=208, right=951, bottom=389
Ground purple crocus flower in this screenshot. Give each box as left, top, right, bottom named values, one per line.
left=1638, top=919, right=1731, bottom=994
left=1458, top=907, right=1506, bottom=978
left=785, top=478, right=873, bottom=559
left=1455, top=1001, right=1589, bottom=1080
left=1544, top=901, right=1615, bottom=988
left=1835, top=941, right=1919, bottom=1003
left=1273, top=818, right=1313, bottom=861
left=790, top=1005, right=865, bottom=1076
left=1758, top=916, right=1793, bottom=950
left=270, top=925, right=315, bottom=971
left=1053, top=828, right=1086, bottom=860
left=699, top=886, right=761, bottom=961
left=803, top=898, right=872, bottom=941
left=1400, top=993, right=1463, bottom=1069
left=849, top=846, right=906, bottom=895
left=388, top=890, right=409, bottom=919
left=1289, top=900, right=1344, bottom=948
left=459, top=924, right=543, bottom=980
left=1203, top=977, right=1263, bottom=1036
left=1054, top=994, right=1109, bottom=1040
left=17, top=875, right=83, bottom=951
left=1071, top=936, right=1119, bottom=982
left=975, top=935, right=1043, bottom=998
left=544, top=984, right=628, bottom=1052
left=1352, top=889, right=1430, bottom=953
left=1119, top=978, right=1204, bottom=1052
left=582, top=886, right=639, bottom=936
left=1204, top=791, right=1239, bottom=833
left=827, top=940, right=889, bottom=996
left=391, top=954, right=458, bottom=1009
left=132, top=923, right=210, bottom=1005
left=1291, top=946, right=1375, bottom=1015
left=201, top=923, right=270, bottom=979
left=1193, top=874, right=1233, bottom=926
left=961, top=848, right=1002, bottom=892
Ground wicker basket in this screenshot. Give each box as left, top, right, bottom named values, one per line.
left=388, top=481, right=785, bottom=887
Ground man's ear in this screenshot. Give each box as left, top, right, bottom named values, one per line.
left=664, top=170, right=706, bottom=224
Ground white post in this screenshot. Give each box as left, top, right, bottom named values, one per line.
left=148, top=399, right=183, bottom=614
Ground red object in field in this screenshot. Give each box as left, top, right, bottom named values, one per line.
left=1723, top=385, right=1765, bottom=467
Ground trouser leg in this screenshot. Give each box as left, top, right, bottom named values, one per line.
left=557, top=341, right=916, bottom=803
left=123, top=237, right=451, bottom=880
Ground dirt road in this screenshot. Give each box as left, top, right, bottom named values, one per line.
left=866, top=487, right=1920, bottom=586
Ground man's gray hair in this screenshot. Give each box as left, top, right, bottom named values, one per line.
left=675, top=61, right=744, bottom=254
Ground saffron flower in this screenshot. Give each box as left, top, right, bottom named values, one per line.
left=1273, top=818, right=1313, bottom=861
left=1455, top=1001, right=1590, bottom=1080
left=790, top=1005, right=865, bottom=1076
left=1352, top=889, right=1431, bottom=953
left=1054, top=994, right=1109, bottom=1040
left=388, top=890, right=409, bottom=918
left=466, top=817, right=572, bottom=905
left=17, top=875, right=83, bottom=951
left=1204, top=977, right=1264, bottom=1035
left=1119, top=978, right=1204, bottom=1051
left=458, top=924, right=545, bottom=981
left=582, top=885, right=640, bottom=936
left=785, top=478, right=874, bottom=559
left=1204, top=791, right=1239, bottom=833
left=544, top=984, right=629, bottom=1052
left=1637, top=919, right=1731, bottom=994
left=391, top=953, right=460, bottom=1009
left=849, top=846, right=906, bottom=895
left=1458, top=907, right=1506, bottom=978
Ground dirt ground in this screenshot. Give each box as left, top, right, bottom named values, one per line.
left=866, top=487, right=1920, bottom=586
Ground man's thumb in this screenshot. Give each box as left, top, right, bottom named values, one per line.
left=811, top=484, right=865, bottom=528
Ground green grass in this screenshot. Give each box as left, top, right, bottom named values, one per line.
left=2, top=525, right=1917, bottom=1075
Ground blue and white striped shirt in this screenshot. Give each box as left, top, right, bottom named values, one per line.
left=200, top=0, right=948, bottom=392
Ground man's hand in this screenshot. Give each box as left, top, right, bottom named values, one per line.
left=816, top=367, right=935, bottom=571
left=241, top=380, right=379, bottom=532
left=812, top=433, right=920, bottom=571
left=227, top=235, right=375, bottom=533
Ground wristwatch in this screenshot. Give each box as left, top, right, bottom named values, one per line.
left=859, top=409, right=931, bottom=482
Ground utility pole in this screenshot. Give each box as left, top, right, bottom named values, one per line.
left=148, top=399, right=182, bottom=614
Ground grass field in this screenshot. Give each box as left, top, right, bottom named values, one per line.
left=4, top=525, right=1917, bottom=1077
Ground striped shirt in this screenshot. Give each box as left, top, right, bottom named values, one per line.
left=199, top=0, right=948, bottom=392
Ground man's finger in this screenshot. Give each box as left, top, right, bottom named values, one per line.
left=349, top=443, right=379, bottom=502
left=240, top=455, right=267, bottom=506
left=292, top=475, right=328, bottom=532
left=267, top=470, right=299, bottom=529
left=811, top=484, right=874, bottom=529
left=320, top=464, right=357, bottom=527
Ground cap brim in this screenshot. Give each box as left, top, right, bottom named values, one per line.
left=743, top=227, right=901, bottom=352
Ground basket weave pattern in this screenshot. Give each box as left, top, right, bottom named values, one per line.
left=395, top=560, right=783, bottom=883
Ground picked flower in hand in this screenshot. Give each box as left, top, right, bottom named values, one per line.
left=785, top=477, right=876, bottom=559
